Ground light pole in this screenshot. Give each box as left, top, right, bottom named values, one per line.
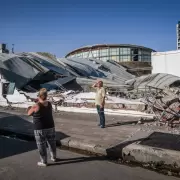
left=12, top=44, right=14, bottom=53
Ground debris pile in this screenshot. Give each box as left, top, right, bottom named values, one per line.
left=0, top=53, right=180, bottom=124
left=126, top=74, right=180, bottom=126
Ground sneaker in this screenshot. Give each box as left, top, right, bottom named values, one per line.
left=51, top=157, right=57, bottom=162
left=37, top=162, right=47, bottom=167
left=100, top=125, right=105, bottom=128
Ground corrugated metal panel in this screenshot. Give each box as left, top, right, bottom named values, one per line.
left=0, top=53, right=41, bottom=89
left=126, top=73, right=180, bottom=90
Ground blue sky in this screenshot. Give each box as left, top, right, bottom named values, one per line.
left=0, top=0, right=180, bottom=57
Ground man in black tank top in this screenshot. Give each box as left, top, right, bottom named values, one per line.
left=27, top=88, right=56, bottom=167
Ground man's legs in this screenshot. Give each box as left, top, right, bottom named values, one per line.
left=34, top=130, right=47, bottom=165
left=46, top=128, right=56, bottom=161
left=96, top=105, right=105, bottom=128
left=96, top=105, right=101, bottom=126
left=99, top=107, right=105, bottom=128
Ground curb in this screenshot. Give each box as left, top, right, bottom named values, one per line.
left=2, top=128, right=180, bottom=172
left=122, top=142, right=180, bottom=167
left=0, top=128, right=109, bottom=156
left=59, top=138, right=107, bottom=156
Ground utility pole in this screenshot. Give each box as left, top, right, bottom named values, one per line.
left=12, top=44, right=14, bottom=53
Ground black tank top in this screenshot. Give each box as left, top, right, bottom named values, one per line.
left=33, top=101, right=55, bottom=130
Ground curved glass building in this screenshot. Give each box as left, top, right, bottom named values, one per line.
left=65, top=44, right=155, bottom=63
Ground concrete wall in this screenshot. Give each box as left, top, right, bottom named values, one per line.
left=152, top=50, right=180, bottom=77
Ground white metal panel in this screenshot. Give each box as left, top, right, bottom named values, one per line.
left=152, top=52, right=166, bottom=74
left=152, top=50, right=180, bottom=77
left=166, top=52, right=180, bottom=76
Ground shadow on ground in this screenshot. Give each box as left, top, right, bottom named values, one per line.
left=0, top=136, right=36, bottom=159
left=0, top=112, right=69, bottom=159
left=140, top=132, right=180, bottom=151
left=0, top=112, right=34, bottom=136
left=106, top=138, right=146, bottom=159
left=106, top=121, right=137, bottom=127
left=0, top=111, right=69, bottom=140
left=48, top=156, right=106, bottom=166
left=106, top=120, right=155, bottom=128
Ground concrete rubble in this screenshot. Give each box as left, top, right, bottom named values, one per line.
left=0, top=53, right=180, bottom=123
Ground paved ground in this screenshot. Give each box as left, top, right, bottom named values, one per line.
left=2, top=109, right=180, bottom=169
left=0, top=109, right=144, bottom=151
left=0, top=136, right=178, bottom=180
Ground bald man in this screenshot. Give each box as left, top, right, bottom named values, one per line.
left=92, top=81, right=106, bottom=128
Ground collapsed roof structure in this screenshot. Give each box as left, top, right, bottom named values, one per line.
left=1, top=52, right=180, bottom=92
left=0, top=53, right=135, bottom=92
left=1, top=52, right=180, bottom=93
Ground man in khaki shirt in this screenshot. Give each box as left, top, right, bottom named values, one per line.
left=92, top=80, right=106, bottom=128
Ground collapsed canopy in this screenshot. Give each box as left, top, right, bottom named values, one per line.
left=125, top=73, right=180, bottom=90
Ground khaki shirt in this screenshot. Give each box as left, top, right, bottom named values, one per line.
left=95, top=87, right=106, bottom=106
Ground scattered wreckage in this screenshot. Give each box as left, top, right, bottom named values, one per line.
left=0, top=53, right=180, bottom=126
left=126, top=73, right=180, bottom=126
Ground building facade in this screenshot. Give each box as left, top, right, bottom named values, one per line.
left=65, top=44, right=155, bottom=63
left=177, top=22, right=180, bottom=50
left=0, top=44, right=9, bottom=54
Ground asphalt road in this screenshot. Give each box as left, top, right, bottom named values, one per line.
left=0, top=136, right=178, bottom=180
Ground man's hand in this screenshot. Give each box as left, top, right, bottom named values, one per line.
left=92, top=82, right=98, bottom=88
left=26, top=106, right=32, bottom=112
left=100, top=104, right=104, bottom=109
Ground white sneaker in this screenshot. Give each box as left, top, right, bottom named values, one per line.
left=37, top=162, right=47, bottom=167
left=51, top=157, right=56, bottom=162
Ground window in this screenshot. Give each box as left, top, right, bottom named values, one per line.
left=109, top=56, right=120, bottom=62
left=110, top=48, right=119, bottom=56
left=100, top=49, right=108, bottom=56
left=88, top=53, right=92, bottom=58
left=142, top=55, right=151, bottom=62
left=76, top=53, right=82, bottom=57
left=2, top=82, right=15, bottom=95
left=120, top=56, right=131, bottom=62
left=92, top=50, right=99, bottom=57
left=142, top=51, right=151, bottom=55
left=83, top=52, right=88, bottom=58
left=133, top=55, right=138, bottom=61
left=132, top=48, right=138, bottom=55
left=120, top=48, right=130, bottom=55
